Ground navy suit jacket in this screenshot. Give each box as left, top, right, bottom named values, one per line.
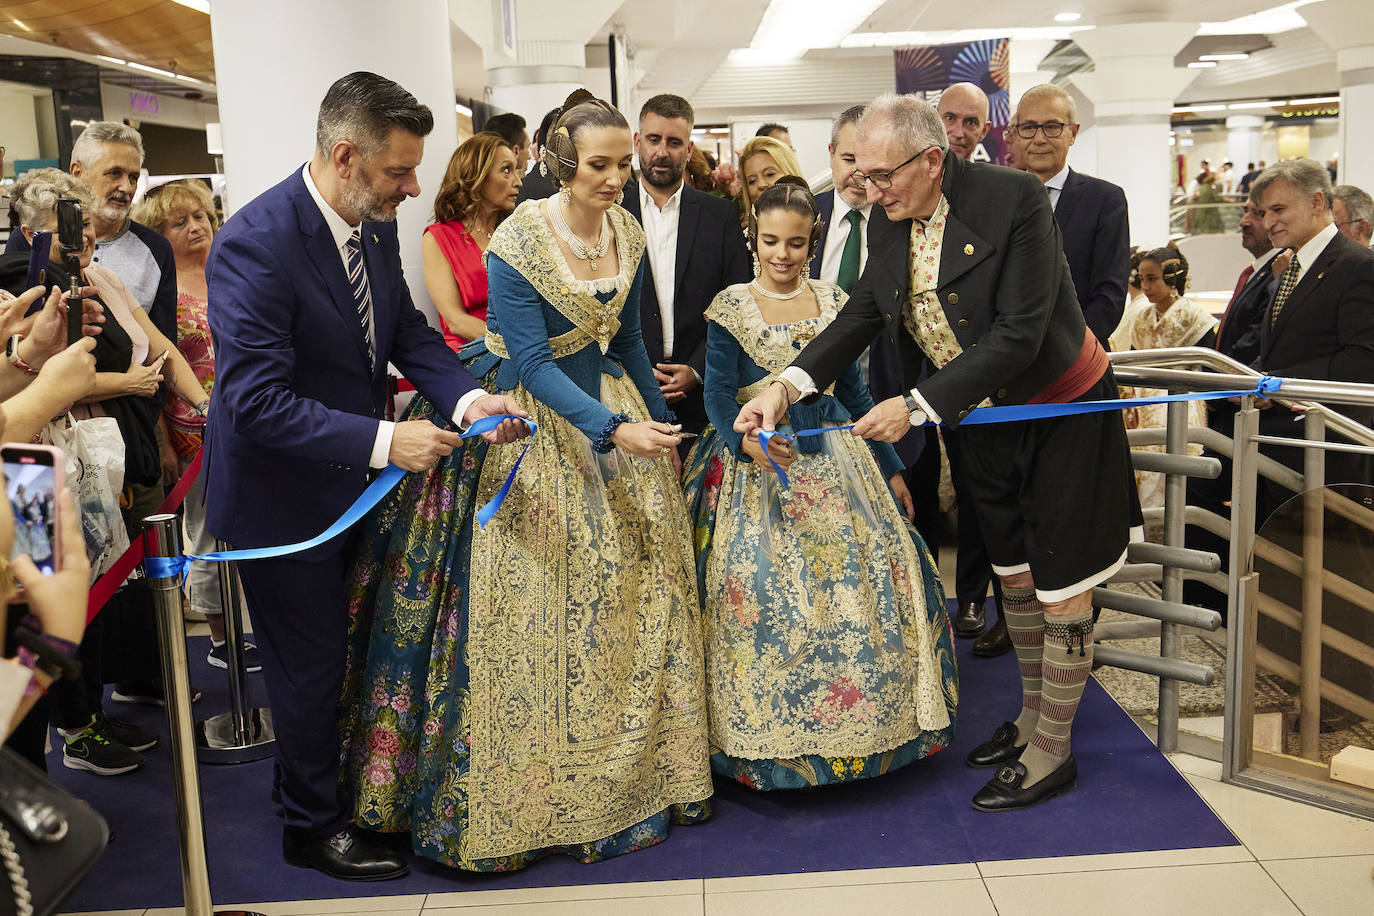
left=620, top=180, right=751, bottom=430
left=1216, top=257, right=1277, bottom=368
left=1056, top=169, right=1130, bottom=346
left=808, top=189, right=836, bottom=280
left=204, top=167, right=476, bottom=554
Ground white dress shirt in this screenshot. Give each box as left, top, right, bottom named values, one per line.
left=301, top=164, right=485, bottom=467
left=639, top=181, right=683, bottom=357
left=819, top=192, right=872, bottom=287
left=1289, top=221, right=1340, bottom=288
left=1044, top=164, right=1070, bottom=211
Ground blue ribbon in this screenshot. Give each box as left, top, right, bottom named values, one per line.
left=143, top=413, right=534, bottom=581
left=756, top=377, right=1282, bottom=489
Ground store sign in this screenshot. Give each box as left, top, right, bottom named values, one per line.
left=131, top=91, right=159, bottom=115
left=1281, top=106, right=1339, bottom=118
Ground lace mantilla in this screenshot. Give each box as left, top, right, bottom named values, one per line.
left=486, top=200, right=645, bottom=355
left=706, top=281, right=845, bottom=403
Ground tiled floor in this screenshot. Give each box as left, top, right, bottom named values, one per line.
left=61, top=752, right=1374, bottom=915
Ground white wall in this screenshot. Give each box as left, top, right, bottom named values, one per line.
left=0, top=83, right=43, bottom=175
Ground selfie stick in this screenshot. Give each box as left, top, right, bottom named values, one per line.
left=144, top=514, right=264, bottom=916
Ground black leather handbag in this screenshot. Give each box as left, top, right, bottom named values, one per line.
left=0, top=747, right=108, bottom=916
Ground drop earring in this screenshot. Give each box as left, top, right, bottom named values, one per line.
left=751, top=252, right=761, bottom=278
left=559, top=185, right=571, bottom=204
left=614, top=188, right=624, bottom=206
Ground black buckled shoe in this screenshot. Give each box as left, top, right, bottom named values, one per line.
left=966, top=721, right=1027, bottom=768
left=283, top=825, right=409, bottom=881
left=971, top=756, right=1078, bottom=812
left=972, top=618, right=1011, bottom=657
left=953, top=601, right=986, bottom=638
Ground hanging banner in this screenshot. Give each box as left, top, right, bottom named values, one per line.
left=894, top=38, right=1010, bottom=165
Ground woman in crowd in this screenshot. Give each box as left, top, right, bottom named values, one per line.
left=342, top=90, right=711, bottom=871
left=735, top=136, right=804, bottom=226
left=2, top=168, right=207, bottom=775
left=422, top=132, right=522, bottom=349
left=681, top=178, right=957, bottom=790
left=1111, top=247, right=1217, bottom=513
left=132, top=180, right=258, bottom=672
left=1192, top=172, right=1224, bottom=234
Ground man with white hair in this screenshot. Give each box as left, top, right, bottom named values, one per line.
left=1332, top=184, right=1373, bottom=248
left=735, top=93, right=1140, bottom=812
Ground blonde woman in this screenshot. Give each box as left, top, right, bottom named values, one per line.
left=735, top=135, right=804, bottom=225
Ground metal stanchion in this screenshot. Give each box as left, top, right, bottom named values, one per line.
left=144, top=513, right=264, bottom=916
left=195, top=539, right=275, bottom=763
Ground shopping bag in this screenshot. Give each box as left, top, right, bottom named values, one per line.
left=44, top=414, right=129, bottom=581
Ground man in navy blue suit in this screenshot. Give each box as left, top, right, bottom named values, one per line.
left=205, top=72, right=526, bottom=881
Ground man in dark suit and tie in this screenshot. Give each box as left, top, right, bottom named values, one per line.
left=1252, top=158, right=1374, bottom=506
left=1016, top=84, right=1130, bottom=347
left=811, top=104, right=937, bottom=539
left=736, top=94, right=1139, bottom=811
left=623, top=93, right=751, bottom=439
left=205, top=72, right=526, bottom=881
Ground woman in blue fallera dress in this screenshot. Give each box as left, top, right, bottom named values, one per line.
left=340, top=92, right=712, bottom=872
left=682, top=179, right=958, bottom=790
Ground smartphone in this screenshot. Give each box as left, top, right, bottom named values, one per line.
left=1, top=444, right=65, bottom=575
left=56, top=198, right=86, bottom=345
left=23, top=233, right=51, bottom=305
left=55, top=198, right=83, bottom=254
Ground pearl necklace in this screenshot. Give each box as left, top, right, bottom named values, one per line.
left=549, top=196, right=611, bottom=269
left=750, top=277, right=807, bottom=300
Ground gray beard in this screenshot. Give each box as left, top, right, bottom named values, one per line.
left=95, top=200, right=131, bottom=227
left=340, top=174, right=395, bottom=223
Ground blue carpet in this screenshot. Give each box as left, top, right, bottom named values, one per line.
left=51, top=605, right=1236, bottom=911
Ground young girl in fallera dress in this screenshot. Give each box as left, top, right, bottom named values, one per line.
left=682, top=178, right=958, bottom=790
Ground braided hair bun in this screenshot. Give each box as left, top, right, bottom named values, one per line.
left=541, top=89, right=628, bottom=186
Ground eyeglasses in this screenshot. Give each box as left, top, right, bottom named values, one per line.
left=1336, top=218, right=1370, bottom=228
left=1013, top=120, right=1069, bottom=139
left=852, top=146, right=934, bottom=190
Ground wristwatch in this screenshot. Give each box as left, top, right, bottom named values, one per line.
left=5, top=334, right=38, bottom=375
left=903, top=391, right=927, bottom=427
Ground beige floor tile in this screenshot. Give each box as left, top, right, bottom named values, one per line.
left=704, top=878, right=996, bottom=915
left=424, top=894, right=703, bottom=916
left=984, top=861, right=1299, bottom=915
left=424, top=879, right=702, bottom=908
left=977, top=843, right=1253, bottom=877
left=145, top=897, right=423, bottom=916
left=1262, top=854, right=1374, bottom=916
left=704, top=863, right=978, bottom=893
left=1169, top=751, right=1224, bottom=781
left=1186, top=773, right=1374, bottom=859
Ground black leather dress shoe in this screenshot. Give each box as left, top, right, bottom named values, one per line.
left=953, top=601, right=986, bottom=638
left=972, top=618, right=1011, bottom=657
left=971, top=756, right=1078, bottom=812
left=283, top=825, right=409, bottom=881
left=966, top=721, right=1026, bottom=768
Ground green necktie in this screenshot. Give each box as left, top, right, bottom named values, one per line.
left=836, top=209, right=863, bottom=292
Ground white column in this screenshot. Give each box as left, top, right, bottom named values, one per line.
left=1069, top=22, right=1199, bottom=247
left=1226, top=114, right=1264, bottom=174
left=1301, top=0, right=1374, bottom=189
left=209, top=0, right=459, bottom=324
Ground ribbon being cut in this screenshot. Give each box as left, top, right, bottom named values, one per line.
left=141, top=413, right=536, bottom=582
left=757, top=376, right=1283, bottom=488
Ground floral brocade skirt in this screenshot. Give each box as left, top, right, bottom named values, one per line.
left=682, top=423, right=959, bottom=791
left=340, top=359, right=712, bottom=871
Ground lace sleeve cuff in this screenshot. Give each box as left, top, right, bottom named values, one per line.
left=591, top=412, right=632, bottom=453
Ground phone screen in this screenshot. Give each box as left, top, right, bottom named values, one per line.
left=4, top=452, right=58, bottom=575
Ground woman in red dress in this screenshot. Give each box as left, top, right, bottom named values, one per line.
left=422, top=132, right=523, bottom=349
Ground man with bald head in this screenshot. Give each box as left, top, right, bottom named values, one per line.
left=939, top=82, right=992, bottom=160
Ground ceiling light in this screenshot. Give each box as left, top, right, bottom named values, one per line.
left=1054, top=12, right=1082, bottom=22
left=1173, top=104, right=1227, bottom=113
left=747, top=0, right=885, bottom=54
left=1285, top=95, right=1340, bottom=105
left=1188, top=61, right=1218, bottom=68
left=10, top=18, right=30, bottom=31
left=1227, top=101, right=1276, bottom=110
left=1199, top=53, right=1250, bottom=61
left=96, top=55, right=127, bottom=65
left=1198, top=1, right=1318, bottom=37
left=127, top=61, right=179, bottom=79
left=842, top=26, right=1091, bottom=48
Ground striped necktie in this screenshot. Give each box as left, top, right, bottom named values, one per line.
left=1269, top=255, right=1300, bottom=330
left=344, top=229, right=376, bottom=366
